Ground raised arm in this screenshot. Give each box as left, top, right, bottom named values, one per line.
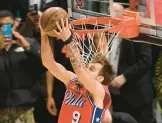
left=53, top=18, right=105, bottom=99
left=40, top=27, right=74, bottom=86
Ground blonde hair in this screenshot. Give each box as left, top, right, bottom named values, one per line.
left=93, top=32, right=108, bottom=53
left=91, top=53, right=115, bottom=85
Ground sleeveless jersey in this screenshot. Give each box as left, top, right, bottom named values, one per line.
left=58, top=78, right=111, bottom=123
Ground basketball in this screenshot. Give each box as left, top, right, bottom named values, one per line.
left=40, top=7, right=68, bottom=37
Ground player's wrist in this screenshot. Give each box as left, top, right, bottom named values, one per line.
left=64, top=33, right=73, bottom=45
left=40, top=30, right=47, bottom=36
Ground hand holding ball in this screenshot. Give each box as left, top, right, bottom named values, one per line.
left=40, top=7, right=68, bottom=37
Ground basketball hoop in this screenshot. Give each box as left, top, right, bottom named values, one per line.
left=63, top=10, right=140, bottom=65
left=70, top=10, right=140, bottom=38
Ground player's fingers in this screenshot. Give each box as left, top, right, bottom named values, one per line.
left=61, top=18, right=65, bottom=30
left=53, top=30, right=60, bottom=36
left=66, top=17, right=68, bottom=28
left=56, top=22, right=62, bottom=32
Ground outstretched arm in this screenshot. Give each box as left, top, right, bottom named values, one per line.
left=40, top=27, right=74, bottom=86
left=54, top=18, right=105, bottom=99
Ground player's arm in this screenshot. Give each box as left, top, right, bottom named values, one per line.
left=53, top=18, right=105, bottom=99
left=102, top=109, right=112, bottom=123
left=67, top=41, right=105, bottom=98
left=40, top=29, right=74, bottom=86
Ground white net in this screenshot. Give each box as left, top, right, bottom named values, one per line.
left=71, top=21, right=120, bottom=65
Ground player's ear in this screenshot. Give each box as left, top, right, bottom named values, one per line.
left=97, top=76, right=104, bottom=83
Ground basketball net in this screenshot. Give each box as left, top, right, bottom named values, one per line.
left=69, top=22, right=120, bottom=66
left=62, top=10, right=140, bottom=66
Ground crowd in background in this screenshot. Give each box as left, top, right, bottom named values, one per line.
left=0, top=0, right=162, bottom=123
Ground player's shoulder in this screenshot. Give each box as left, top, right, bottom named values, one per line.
left=103, top=85, right=112, bottom=109
left=67, top=71, right=78, bottom=85
left=67, top=71, right=77, bottom=79
left=103, top=85, right=110, bottom=95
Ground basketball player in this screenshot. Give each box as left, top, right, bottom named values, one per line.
left=40, top=18, right=114, bottom=123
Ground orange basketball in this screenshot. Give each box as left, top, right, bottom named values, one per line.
left=40, top=7, right=68, bottom=37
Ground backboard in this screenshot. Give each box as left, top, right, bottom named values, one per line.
left=67, top=0, right=162, bottom=46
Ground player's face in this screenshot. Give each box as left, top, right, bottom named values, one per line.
left=87, top=63, right=103, bottom=81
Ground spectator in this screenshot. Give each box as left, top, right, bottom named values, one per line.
left=19, top=10, right=42, bottom=38
left=155, top=47, right=162, bottom=114
left=44, top=39, right=73, bottom=123
left=0, top=0, right=29, bottom=22
left=110, top=38, right=155, bottom=123
left=19, top=9, right=56, bottom=123
left=111, top=111, right=138, bottom=123
left=20, top=9, right=70, bottom=123
left=0, top=10, right=45, bottom=123
left=34, top=38, right=72, bottom=123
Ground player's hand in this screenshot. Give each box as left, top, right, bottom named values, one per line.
left=111, top=74, right=126, bottom=88
left=47, top=97, right=57, bottom=116
left=53, top=18, right=71, bottom=42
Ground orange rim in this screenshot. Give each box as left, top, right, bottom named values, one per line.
left=70, top=10, right=140, bottom=38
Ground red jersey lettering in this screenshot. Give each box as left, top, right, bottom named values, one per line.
left=58, top=78, right=111, bottom=123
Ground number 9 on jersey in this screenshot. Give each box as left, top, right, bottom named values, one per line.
left=72, top=111, right=81, bottom=123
